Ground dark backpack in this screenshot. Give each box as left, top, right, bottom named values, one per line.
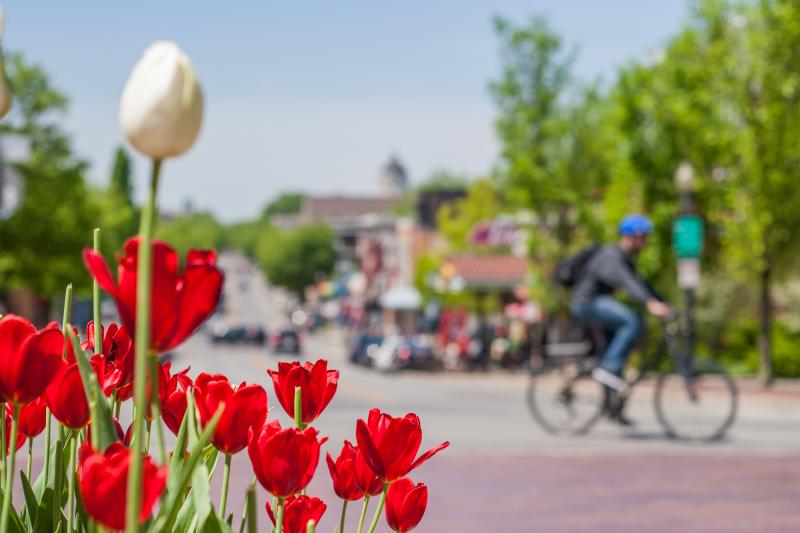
left=553, top=244, right=600, bottom=288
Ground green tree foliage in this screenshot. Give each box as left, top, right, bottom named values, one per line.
left=261, top=192, right=304, bottom=221
left=156, top=212, right=224, bottom=258
left=437, top=179, right=503, bottom=252
left=490, top=17, right=613, bottom=265
left=256, top=223, right=336, bottom=297
left=0, top=53, right=99, bottom=302
left=110, top=146, right=134, bottom=206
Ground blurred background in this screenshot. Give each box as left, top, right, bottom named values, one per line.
left=1, top=1, right=799, bottom=531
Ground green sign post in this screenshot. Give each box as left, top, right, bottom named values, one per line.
left=672, top=215, right=704, bottom=258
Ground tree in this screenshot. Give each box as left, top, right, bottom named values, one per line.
left=261, top=192, right=304, bottom=221
left=256, top=223, right=336, bottom=297
left=110, top=146, right=134, bottom=206
left=0, top=53, right=99, bottom=314
left=490, top=17, right=613, bottom=268
left=156, top=212, right=224, bottom=258
left=437, top=179, right=503, bottom=252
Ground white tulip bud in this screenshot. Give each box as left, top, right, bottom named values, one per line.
left=119, top=41, right=203, bottom=159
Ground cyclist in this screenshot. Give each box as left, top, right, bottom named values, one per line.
left=571, top=214, right=671, bottom=419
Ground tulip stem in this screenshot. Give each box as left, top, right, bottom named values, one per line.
left=43, top=412, right=51, bottom=487
left=293, top=386, right=304, bottom=430
left=93, top=228, right=103, bottom=355
left=338, top=499, right=348, bottom=533
left=366, top=483, right=389, bottom=533
left=0, top=405, right=6, bottom=476
left=149, top=355, right=167, bottom=464
left=274, top=497, right=285, bottom=533
left=356, top=495, right=370, bottom=533
left=26, top=438, right=32, bottom=480
left=52, top=427, right=64, bottom=528
left=66, top=434, right=77, bottom=533
left=126, top=157, right=161, bottom=533
left=238, top=478, right=257, bottom=533
left=0, top=404, right=20, bottom=533
left=219, top=453, right=232, bottom=518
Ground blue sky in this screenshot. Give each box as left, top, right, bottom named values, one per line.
left=5, top=1, right=690, bottom=221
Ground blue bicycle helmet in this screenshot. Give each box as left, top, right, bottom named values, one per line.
left=619, top=214, right=654, bottom=236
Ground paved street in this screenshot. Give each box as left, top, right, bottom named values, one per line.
left=168, top=254, right=800, bottom=532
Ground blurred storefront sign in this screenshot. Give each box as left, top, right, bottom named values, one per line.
left=469, top=220, right=522, bottom=248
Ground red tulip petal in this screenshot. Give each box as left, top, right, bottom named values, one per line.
left=355, top=418, right=385, bottom=478
left=408, top=441, right=450, bottom=473
left=162, top=263, right=223, bottom=351
left=82, top=249, right=119, bottom=297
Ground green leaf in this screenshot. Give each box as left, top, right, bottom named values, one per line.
left=19, top=471, right=38, bottom=529
left=67, top=329, right=118, bottom=451
left=190, top=463, right=212, bottom=525
left=32, top=488, right=54, bottom=533
left=154, top=406, right=224, bottom=533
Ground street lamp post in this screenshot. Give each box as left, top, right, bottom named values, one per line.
left=673, top=162, right=701, bottom=358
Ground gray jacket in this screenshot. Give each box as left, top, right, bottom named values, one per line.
left=571, top=245, right=653, bottom=308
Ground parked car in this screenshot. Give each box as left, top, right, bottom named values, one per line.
left=271, top=329, right=302, bottom=355
left=349, top=333, right=383, bottom=365
left=209, top=323, right=266, bottom=345
left=371, top=334, right=440, bottom=371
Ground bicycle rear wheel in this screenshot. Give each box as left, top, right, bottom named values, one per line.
left=527, top=362, right=605, bottom=435
left=654, top=358, right=737, bottom=441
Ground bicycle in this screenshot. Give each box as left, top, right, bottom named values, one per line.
left=526, top=313, right=738, bottom=441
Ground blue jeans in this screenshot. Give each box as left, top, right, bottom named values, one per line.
left=573, top=296, right=643, bottom=375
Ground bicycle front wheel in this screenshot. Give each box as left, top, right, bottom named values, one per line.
left=527, top=363, right=605, bottom=435
left=654, top=358, right=737, bottom=441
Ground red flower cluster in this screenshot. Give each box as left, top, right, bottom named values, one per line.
left=266, top=495, right=326, bottom=533
left=195, top=373, right=267, bottom=455
left=84, top=321, right=134, bottom=398
left=0, top=315, right=64, bottom=404
left=268, top=360, right=338, bottom=425
left=77, top=442, right=167, bottom=530
left=83, top=238, right=224, bottom=353
left=248, top=420, right=326, bottom=498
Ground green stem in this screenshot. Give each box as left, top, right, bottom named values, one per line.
left=338, top=499, right=348, bottom=533
left=126, top=157, right=161, bottom=533
left=114, top=395, right=121, bottom=420
left=366, top=483, right=389, bottom=533
left=0, top=404, right=20, bottom=533
left=25, top=438, right=32, bottom=481
left=93, top=228, right=103, bottom=355
left=145, top=419, right=152, bottom=454
left=238, top=478, right=256, bottom=533
left=293, top=386, right=304, bottom=429
left=66, top=434, right=77, bottom=533
left=219, top=454, right=232, bottom=518
left=274, top=497, right=285, bottom=533
left=0, top=404, right=6, bottom=477
left=43, top=411, right=51, bottom=487
left=52, top=427, right=63, bottom=528
left=356, top=495, right=370, bottom=533
left=149, top=356, right=166, bottom=464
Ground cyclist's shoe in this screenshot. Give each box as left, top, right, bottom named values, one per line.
left=609, top=411, right=637, bottom=427
left=592, top=367, right=629, bottom=393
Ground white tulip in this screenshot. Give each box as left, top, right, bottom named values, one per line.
left=119, top=41, right=203, bottom=159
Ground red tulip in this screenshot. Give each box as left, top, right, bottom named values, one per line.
left=0, top=315, right=64, bottom=404
left=161, top=366, right=192, bottom=436
left=354, top=446, right=384, bottom=496
left=45, top=362, right=90, bottom=429
left=83, top=238, right=224, bottom=354
left=385, top=477, right=428, bottom=532
left=3, top=405, right=26, bottom=452
left=77, top=442, right=168, bottom=530
left=248, top=420, right=326, bottom=498
left=194, top=373, right=267, bottom=455
left=268, top=360, right=338, bottom=425
left=83, top=322, right=134, bottom=395
left=355, top=409, right=448, bottom=482
left=326, top=441, right=362, bottom=500
left=266, top=495, right=326, bottom=533
left=16, top=397, right=47, bottom=438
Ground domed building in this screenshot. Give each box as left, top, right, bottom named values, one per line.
left=378, top=156, right=409, bottom=197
